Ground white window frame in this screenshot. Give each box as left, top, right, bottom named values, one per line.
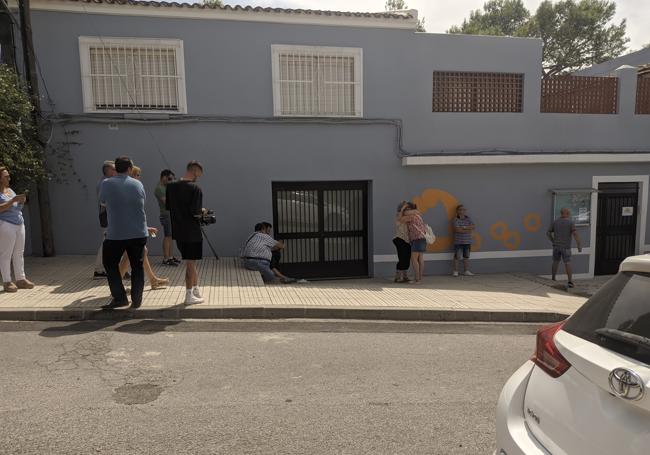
left=79, top=36, right=188, bottom=114
left=271, top=44, right=363, bottom=118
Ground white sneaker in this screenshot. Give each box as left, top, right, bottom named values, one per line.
left=192, top=286, right=202, bottom=298
left=185, top=291, right=204, bottom=305
left=464, top=271, right=475, bottom=276
left=452, top=271, right=459, bottom=277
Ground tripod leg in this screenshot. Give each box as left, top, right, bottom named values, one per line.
left=200, top=226, right=219, bottom=260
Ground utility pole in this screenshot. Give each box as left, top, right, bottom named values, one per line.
left=18, top=0, right=55, bottom=256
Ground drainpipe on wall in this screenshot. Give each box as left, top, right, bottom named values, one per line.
left=18, top=0, right=55, bottom=256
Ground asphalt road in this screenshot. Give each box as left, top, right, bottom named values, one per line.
left=0, top=320, right=538, bottom=455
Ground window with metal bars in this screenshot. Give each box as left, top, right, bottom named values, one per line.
left=272, top=45, right=363, bottom=117
left=79, top=37, right=187, bottom=114
left=432, top=71, right=523, bottom=113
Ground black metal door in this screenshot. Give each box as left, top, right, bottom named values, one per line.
left=595, top=182, right=639, bottom=275
left=272, top=181, right=369, bottom=279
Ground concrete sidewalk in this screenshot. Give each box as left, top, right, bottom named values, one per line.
left=0, top=256, right=590, bottom=322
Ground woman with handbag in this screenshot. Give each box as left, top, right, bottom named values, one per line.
left=393, top=202, right=412, bottom=283
left=399, top=202, right=428, bottom=283
left=0, top=166, right=34, bottom=293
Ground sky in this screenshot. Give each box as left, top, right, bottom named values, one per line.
left=231, top=0, right=649, bottom=51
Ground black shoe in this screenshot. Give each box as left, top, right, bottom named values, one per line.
left=101, top=299, right=129, bottom=310
left=567, top=281, right=575, bottom=288
left=93, top=271, right=108, bottom=280
left=172, top=257, right=181, bottom=264
left=163, top=259, right=179, bottom=266
left=130, top=302, right=142, bottom=309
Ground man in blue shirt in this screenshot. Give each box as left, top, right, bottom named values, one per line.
left=98, top=156, right=155, bottom=309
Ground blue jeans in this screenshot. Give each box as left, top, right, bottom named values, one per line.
left=243, top=258, right=276, bottom=283
left=454, top=244, right=471, bottom=260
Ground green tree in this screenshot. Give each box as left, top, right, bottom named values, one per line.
left=385, top=0, right=426, bottom=32
left=529, top=0, right=628, bottom=77
left=0, top=64, right=45, bottom=192
left=448, top=0, right=629, bottom=78
left=202, top=0, right=223, bottom=7
left=447, top=0, right=530, bottom=36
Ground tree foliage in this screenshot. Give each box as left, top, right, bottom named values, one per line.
left=202, top=0, right=223, bottom=7
left=448, top=0, right=629, bottom=77
left=447, top=0, right=530, bottom=36
left=385, top=0, right=426, bottom=32
left=0, top=64, right=45, bottom=192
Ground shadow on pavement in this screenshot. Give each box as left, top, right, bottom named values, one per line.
left=113, top=319, right=182, bottom=334
left=38, top=319, right=119, bottom=337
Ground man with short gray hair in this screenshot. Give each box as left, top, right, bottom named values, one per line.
left=547, top=207, right=583, bottom=288
left=93, top=160, right=116, bottom=279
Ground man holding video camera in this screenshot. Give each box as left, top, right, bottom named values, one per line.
left=166, top=160, right=206, bottom=304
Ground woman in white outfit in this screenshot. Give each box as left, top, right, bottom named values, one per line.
left=0, top=166, right=34, bottom=293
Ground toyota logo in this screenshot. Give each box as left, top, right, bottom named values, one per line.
left=609, top=368, right=645, bottom=401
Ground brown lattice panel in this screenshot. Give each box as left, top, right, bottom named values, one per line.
left=541, top=76, right=618, bottom=114
left=636, top=77, right=650, bottom=115
left=432, top=71, right=523, bottom=113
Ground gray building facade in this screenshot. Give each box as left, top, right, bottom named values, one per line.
left=11, top=0, right=650, bottom=279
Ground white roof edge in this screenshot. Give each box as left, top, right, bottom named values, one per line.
left=620, top=255, right=650, bottom=274
left=402, top=153, right=650, bottom=166
left=20, top=0, right=419, bottom=29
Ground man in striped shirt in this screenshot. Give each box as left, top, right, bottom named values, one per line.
left=241, top=222, right=285, bottom=283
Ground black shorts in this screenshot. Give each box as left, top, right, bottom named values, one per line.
left=177, top=241, right=203, bottom=260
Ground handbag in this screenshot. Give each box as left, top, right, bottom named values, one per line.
left=414, top=219, right=436, bottom=245
left=99, top=209, right=108, bottom=228
left=423, top=225, right=436, bottom=245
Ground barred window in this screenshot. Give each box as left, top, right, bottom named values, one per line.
left=272, top=45, right=363, bottom=117
left=79, top=37, right=187, bottom=113
left=432, top=71, right=523, bottom=113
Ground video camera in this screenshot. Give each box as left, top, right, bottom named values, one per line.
left=200, top=210, right=217, bottom=226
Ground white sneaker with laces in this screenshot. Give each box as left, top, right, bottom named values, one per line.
left=192, top=286, right=202, bottom=298
left=452, top=271, right=459, bottom=277
left=464, top=271, right=475, bottom=276
left=185, top=290, right=204, bottom=305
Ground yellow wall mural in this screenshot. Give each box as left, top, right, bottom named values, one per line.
left=412, top=188, right=541, bottom=252
left=412, top=188, right=483, bottom=253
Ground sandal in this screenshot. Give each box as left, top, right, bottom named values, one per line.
left=151, top=278, right=169, bottom=290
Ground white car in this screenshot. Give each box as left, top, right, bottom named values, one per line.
left=495, top=254, right=650, bottom=455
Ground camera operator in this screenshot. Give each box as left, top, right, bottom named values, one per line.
left=165, top=160, right=206, bottom=304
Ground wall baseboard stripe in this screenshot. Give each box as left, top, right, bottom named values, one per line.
left=374, top=248, right=591, bottom=263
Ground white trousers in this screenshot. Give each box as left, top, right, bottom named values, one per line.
left=0, top=220, right=26, bottom=283
left=95, top=230, right=106, bottom=273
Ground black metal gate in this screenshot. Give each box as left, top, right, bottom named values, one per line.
left=272, top=181, right=369, bottom=279
left=595, top=182, right=639, bottom=275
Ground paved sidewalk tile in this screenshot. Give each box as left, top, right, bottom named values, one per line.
left=0, top=256, right=588, bottom=319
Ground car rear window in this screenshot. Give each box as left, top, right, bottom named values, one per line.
left=563, top=271, right=650, bottom=365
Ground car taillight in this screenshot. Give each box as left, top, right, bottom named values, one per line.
left=532, top=320, right=571, bottom=378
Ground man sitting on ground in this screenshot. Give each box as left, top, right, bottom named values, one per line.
left=241, top=222, right=295, bottom=284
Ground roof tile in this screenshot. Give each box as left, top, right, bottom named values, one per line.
left=57, top=0, right=414, bottom=20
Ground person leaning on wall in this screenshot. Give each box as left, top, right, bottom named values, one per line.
left=452, top=204, right=475, bottom=277
left=0, top=166, right=35, bottom=293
